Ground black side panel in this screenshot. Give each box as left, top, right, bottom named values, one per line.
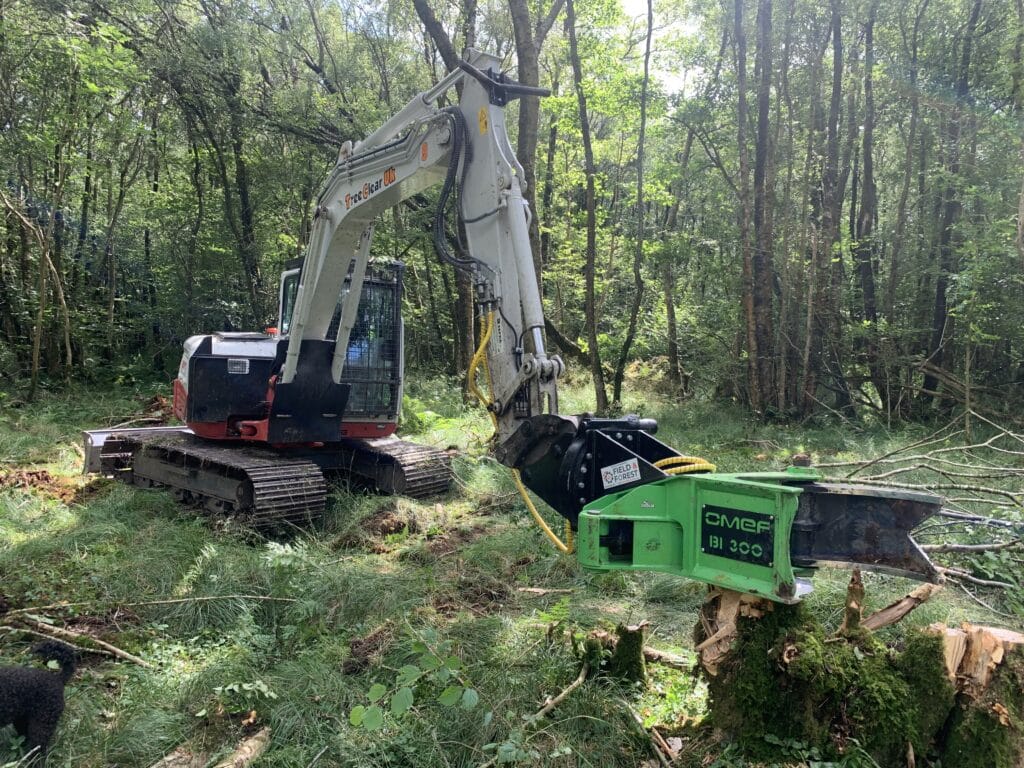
left=187, top=355, right=274, bottom=423
left=268, top=339, right=350, bottom=443
left=509, top=415, right=678, bottom=527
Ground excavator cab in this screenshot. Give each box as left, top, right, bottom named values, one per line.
left=276, top=259, right=405, bottom=424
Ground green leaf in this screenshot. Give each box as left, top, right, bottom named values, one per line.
left=367, top=683, right=387, bottom=703
left=419, top=653, right=442, bottom=671
left=438, top=685, right=462, bottom=706
left=461, top=687, right=479, bottom=709
left=349, top=705, right=365, bottom=726
left=396, top=664, right=421, bottom=686
left=362, top=705, right=384, bottom=730
left=444, top=655, right=462, bottom=670
left=391, top=686, right=414, bottom=715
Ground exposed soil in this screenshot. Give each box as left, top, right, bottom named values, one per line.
left=0, top=468, right=111, bottom=505
left=432, top=572, right=512, bottom=617
left=330, top=505, right=421, bottom=552
left=363, top=509, right=420, bottom=537
left=342, top=622, right=395, bottom=673
left=63, top=606, right=141, bottom=637
left=72, top=477, right=114, bottom=504
left=0, top=468, right=76, bottom=502
left=424, top=524, right=489, bottom=557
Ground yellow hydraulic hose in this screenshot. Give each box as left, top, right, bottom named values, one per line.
left=654, top=455, right=717, bottom=474
left=470, top=311, right=573, bottom=554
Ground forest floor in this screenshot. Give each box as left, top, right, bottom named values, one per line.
left=0, top=376, right=1020, bottom=768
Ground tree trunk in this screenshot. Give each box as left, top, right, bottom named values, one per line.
left=412, top=0, right=480, bottom=393
left=566, top=0, right=609, bottom=412
left=919, top=0, right=982, bottom=408
left=801, top=0, right=843, bottom=415
left=509, top=0, right=564, bottom=290
left=611, top=0, right=652, bottom=404
left=853, top=3, right=886, bottom=405
left=735, top=0, right=760, bottom=414
left=227, top=89, right=263, bottom=326
left=662, top=258, right=681, bottom=390
left=752, top=0, right=775, bottom=415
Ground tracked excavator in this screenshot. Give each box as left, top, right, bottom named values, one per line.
left=86, top=50, right=945, bottom=602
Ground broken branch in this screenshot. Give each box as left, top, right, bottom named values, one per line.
left=17, top=615, right=153, bottom=668
left=533, top=662, right=590, bottom=720
left=862, top=583, right=943, bottom=631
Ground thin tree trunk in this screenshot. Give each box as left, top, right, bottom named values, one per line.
left=227, top=89, right=263, bottom=326
left=853, top=3, right=886, bottom=404
left=735, top=0, right=760, bottom=414
left=752, top=0, right=775, bottom=415
left=801, top=0, right=843, bottom=415
left=611, top=0, right=652, bottom=404
left=509, top=0, right=564, bottom=289
left=566, top=0, right=608, bottom=412
left=539, top=97, right=559, bottom=266
left=185, top=136, right=204, bottom=332
left=662, top=257, right=681, bottom=390
left=412, top=0, right=480, bottom=392
left=919, top=0, right=982, bottom=407
left=1013, top=0, right=1024, bottom=270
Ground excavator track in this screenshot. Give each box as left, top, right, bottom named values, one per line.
left=83, top=428, right=452, bottom=529
left=119, top=432, right=326, bottom=529
left=331, top=437, right=453, bottom=499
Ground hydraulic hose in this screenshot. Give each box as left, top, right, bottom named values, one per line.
left=469, top=311, right=573, bottom=554
left=653, top=455, right=717, bottom=474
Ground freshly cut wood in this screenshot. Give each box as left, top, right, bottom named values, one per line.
left=928, top=623, right=1024, bottom=695
left=696, top=588, right=771, bottom=676
left=642, top=646, right=690, bottom=670
left=862, top=583, right=943, bottom=631
left=607, top=622, right=649, bottom=682
left=839, top=569, right=864, bottom=635
left=213, top=727, right=271, bottom=768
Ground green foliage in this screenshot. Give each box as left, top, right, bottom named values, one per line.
left=349, top=628, right=481, bottom=731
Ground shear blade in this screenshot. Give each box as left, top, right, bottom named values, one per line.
left=790, top=483, right=942, bottom=582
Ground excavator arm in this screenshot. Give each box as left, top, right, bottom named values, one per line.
left=285, top=49, right=942, bottom=604
left=281, top=50, right=562, bottom=448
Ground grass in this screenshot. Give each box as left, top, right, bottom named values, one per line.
left=0, top=378, right=1021, bottom=767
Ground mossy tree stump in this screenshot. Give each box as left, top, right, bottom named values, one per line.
left=697, top=582, right=1024, bottom=766
left=584, top=622, right=649, bottom=684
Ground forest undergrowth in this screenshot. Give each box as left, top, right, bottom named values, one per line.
left=1, top=377, right=1021, bottom=768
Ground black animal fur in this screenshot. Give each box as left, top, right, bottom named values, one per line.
left=0, top=641, right=76, bottom=766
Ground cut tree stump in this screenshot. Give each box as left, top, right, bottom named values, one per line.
left=695, top=586, right=1024, bottom=766
left=930, top=624, right=1024, bottom=768
left=606, top=622, right=649, bottom=683
left=695, top=588, right=771, bottom=677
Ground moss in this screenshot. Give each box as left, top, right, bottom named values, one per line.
left=897, top=631, right=957, bottom=753
left=705, top=605, right=960, bottom=765
left=606, top=624, right=647, bottom=683
left=705, top=603, right=825, bottom=754
left=941, top=648, right=1024, bottom=768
